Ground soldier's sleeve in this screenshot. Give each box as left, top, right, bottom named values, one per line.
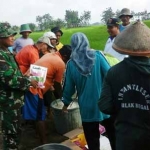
left=0, top=52, right=30, bottom=90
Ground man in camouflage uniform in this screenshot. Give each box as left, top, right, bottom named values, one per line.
left=0, top=23, right=37, bottom=150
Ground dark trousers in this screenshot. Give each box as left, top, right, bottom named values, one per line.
left=101, top=117, right=116, bottom=150
left=82, top=122, right=100, bottom=150
left=43, top=90, right=53, bottom=107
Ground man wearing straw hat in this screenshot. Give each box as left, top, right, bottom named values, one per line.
left=13, top=24, right=34, bottom=53
left=98, top=20, right=150, bottom=150
left=119, top=8, right=133, bottom=32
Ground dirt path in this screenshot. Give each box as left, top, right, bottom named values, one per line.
left=0, top=119, right=68, bottom=150
left=19, top=119, right=68, bottom=150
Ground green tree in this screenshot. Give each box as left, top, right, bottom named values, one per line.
left=65, top=10, right=80, bottom=28
left=36, top=15, right=43, bottom=30
left=43, top=14, right=53, bottom=30
left=11, top=25, right=19, bottom=32
left=29, top=23, right=36, bottom=31
left=80, top=11, right=91, bottom=26
left=53, top=18, right=65, bottom=28
left=36, top=14, right=53, bottom=30
left=115, top=9, right=121, bottom=19
left=101, top=7, right=115, bottom=24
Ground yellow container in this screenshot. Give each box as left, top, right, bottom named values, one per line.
left=71, top=133, right=87, bottom=148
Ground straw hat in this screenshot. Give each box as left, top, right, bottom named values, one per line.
left=119, top=8, right=133, bottom=18
left=112, top=20, right=150, bottom=56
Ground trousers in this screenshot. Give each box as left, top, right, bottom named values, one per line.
left=82, top=122, right=100, bottom=150
left=1, top=100, right=21, bottom=150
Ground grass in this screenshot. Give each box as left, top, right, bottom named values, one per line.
left=29, top=20, right=150, bottom=50
left=143, top=20, right=150, bottom=27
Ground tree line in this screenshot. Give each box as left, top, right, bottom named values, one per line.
left=101, top=7, right=150, bottom=24
left=1, top=8, right=150, bottom=32
left=36, top=10, right=91, bottom=30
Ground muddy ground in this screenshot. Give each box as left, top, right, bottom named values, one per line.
left=0, top=119, right=68, bottom=150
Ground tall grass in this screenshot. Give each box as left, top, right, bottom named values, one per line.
left=29, top=25, right=108, bottom=50
left=143, top=20, right=150, bottom=27
left=29, top=20, right=150, bottom=50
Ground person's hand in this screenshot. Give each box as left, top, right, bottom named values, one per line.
left=24, top=70, right=30, bottom=77
left=62, top=105, right=68, bottom=113
left=50, top=86, right=55, bottom=91
left=30, top=79, right=38, bottom=88
left=13, top=51, right=17, bottom=55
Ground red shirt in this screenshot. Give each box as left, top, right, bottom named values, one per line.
left=15, top=45, right=39, bottom=74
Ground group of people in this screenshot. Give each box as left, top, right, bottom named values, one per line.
left=0, top=7, right=150, bottom=150
left=62, top=8, right=150, bottom=150
left=0, top=22, right=72, bottom=149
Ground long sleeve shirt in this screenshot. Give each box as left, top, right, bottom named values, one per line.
left=0, top=48, right=30, bottom=109
left=63, top=51, right=110, bottom=122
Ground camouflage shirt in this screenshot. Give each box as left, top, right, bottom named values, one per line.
left=0, top=48, right=30, bottom=110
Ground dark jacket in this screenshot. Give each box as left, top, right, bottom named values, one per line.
left=98, top=56, right=150, bottom=150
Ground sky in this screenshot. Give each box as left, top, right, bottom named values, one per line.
left=0, top=0, right=150, bottom=26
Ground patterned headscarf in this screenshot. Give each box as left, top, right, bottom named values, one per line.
left=71, top=32, right=96, bottom=76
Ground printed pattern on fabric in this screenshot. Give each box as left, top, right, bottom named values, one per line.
left=0, top=48, right=30, bottom=149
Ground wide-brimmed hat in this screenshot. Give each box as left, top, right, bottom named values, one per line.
left=37, top=36, right=54, bottom=48
left=51, top=27, right=63, bottom=36
left=0, top=23, right=17, bottom=38
left=20, top=24, right=32, bottom=34
left=119, top=8, right=133, bottom=18
left=112, top=20, right=150, bottom=56
left=43, top=31, right=57, bottom=39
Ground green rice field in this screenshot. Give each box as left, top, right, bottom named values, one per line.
left=29, top=20, right=150, bottom=50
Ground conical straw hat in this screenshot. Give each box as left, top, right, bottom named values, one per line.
left=113, top=20, right=150, bottom=56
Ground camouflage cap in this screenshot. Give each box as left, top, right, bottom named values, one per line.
left=0, top=23, right=17, bottom=38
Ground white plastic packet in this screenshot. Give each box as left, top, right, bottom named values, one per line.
left=30, top=64, right=47, bottom=88
left=85, top=135, right=112, bottom=150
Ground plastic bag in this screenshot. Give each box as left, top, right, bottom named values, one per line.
left=99, top=124, right=106, bottom=134
left=30, top=64, right=47, bottom=88
left=85, top=135, right=112, bottom=150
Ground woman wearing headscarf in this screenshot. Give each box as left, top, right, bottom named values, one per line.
left=62, top=32, right=110, bottom=150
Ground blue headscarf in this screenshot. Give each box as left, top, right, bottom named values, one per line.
left=71, top=32, right=96, bottom=76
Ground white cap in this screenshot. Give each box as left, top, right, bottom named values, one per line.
left=37, top=36, right=54, bottom=48
left=43, top=31, right=57, bottom=39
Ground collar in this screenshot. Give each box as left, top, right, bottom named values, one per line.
left=109, top=36, right=115, bottom=41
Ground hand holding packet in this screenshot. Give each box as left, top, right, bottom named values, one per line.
left=29, top=64, right=47, bottom=88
